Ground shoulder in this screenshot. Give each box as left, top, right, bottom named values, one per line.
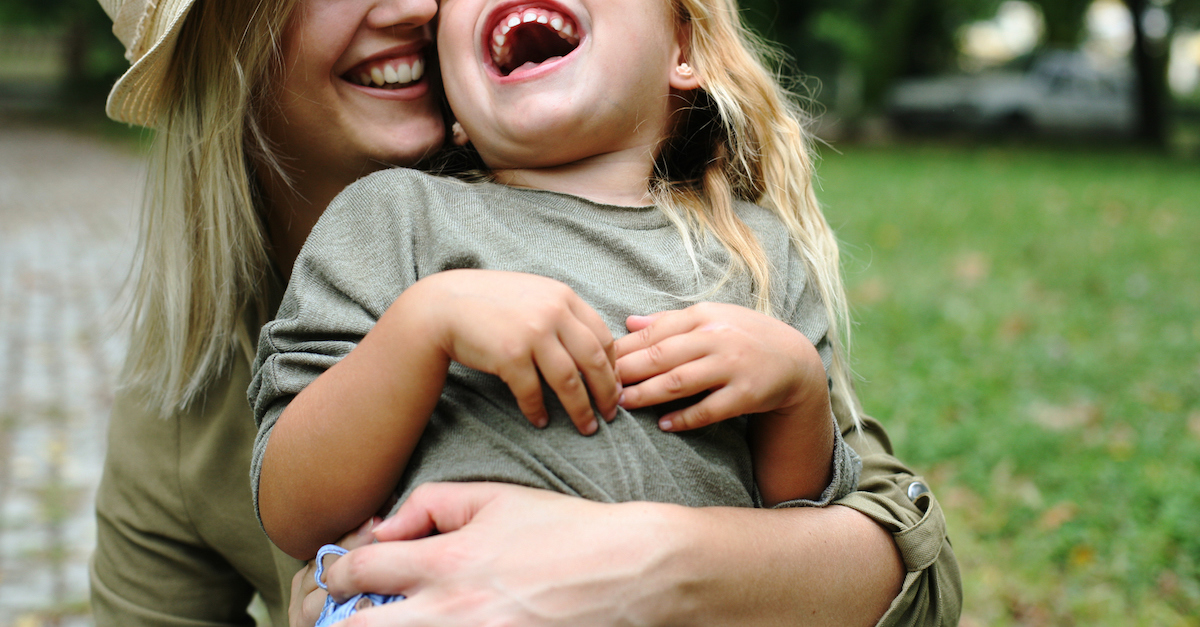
left=732, top=199, right=790, bottom=251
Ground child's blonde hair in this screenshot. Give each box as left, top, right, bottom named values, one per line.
left=652, top=0, right=861, bottom=425
left=123, top=0, right=296, bottom=416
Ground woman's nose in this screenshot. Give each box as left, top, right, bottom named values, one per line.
left=365, top=0, right=438, bottom=31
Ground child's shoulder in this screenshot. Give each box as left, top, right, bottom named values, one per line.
left=732, top=198, right=787, bottom=240
left=323, top=168, right=483, bottom=222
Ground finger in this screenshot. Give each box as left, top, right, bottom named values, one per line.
left=324, top=540, right=427, bottom=601
left=613, top=308, right=701, bottom=358
left=289, top=563, right=323, bottom=627
left=656, top=385, right=754, bottom=431
left=372, top=482, right=506, bottom=541
left=614, top=331, right=713, bottom=386
left=557, top=318, right=621, bottom=422
left=567, top=297, right=617, bottom=365
left=532, top=338, right=599, bottom=434
left=619, top=354, right=729, bottom=410
left=494, top=354, right=549, bottom=428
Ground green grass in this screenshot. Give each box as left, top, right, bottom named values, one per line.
left=817, top=143, right=1200, bottom=625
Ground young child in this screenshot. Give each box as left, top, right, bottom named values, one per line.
left=250, top=0, right=862, bottom=617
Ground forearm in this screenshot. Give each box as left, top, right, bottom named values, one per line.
left=749, top=389, right=835, bottom=507
left=646, top=503, right=902, bottom=627
left=259, top=289, right=449, bottom=560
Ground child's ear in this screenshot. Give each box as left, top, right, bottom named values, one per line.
left=669, top=31, right=700, bottom=91
left=451, top=121, right=470, bottom=147
left=670, top=58, right=701, bottom=91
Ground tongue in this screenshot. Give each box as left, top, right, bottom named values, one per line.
left=514, top=56, right=563, bottom=74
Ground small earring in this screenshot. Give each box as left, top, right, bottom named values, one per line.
left=451, top=121, right=469, bottom=146
left=677, top=62, right=694, bottom=77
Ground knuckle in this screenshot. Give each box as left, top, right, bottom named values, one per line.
left=646, top=342, right=667, bottom=366
left=664, top=372, right=686, bottom=394
left=555, top=370, right=582, bottom=390
left=681, top=406, right=710, bottom=429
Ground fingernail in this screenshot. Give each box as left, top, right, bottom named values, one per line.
left=617, top=392, right=626, bottom=407
left=659, top=418, right=673, bottom=431
left=584, top=419, right=598, bottom=435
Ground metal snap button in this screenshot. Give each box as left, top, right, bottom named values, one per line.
left=907, top=481, right=930, bottom=501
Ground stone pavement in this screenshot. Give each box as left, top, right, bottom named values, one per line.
left=0, top=122, right=141, bottom=626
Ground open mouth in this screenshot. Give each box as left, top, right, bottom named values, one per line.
left=488, top=5, right=582, bottom=77
left=343, top=56, right=426, bottom=89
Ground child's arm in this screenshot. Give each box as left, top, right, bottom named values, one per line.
left=613, top=303, right=835, bottom=507
left=257, top=269, right=621, bottom=560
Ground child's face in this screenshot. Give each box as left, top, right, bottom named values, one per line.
left=438, top=0, right=687, bottom=171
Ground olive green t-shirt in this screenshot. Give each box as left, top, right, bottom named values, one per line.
left=249, top=168, right=860, bottom=517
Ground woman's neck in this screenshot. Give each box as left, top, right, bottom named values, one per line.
left=490, top=146, right=655, bottom=207
left=260, top=168, right=360, bottom=278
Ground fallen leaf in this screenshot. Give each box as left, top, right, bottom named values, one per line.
left=1030, top=400, right=1101, bottom=431
left=1037, top=502, right=1078, bottom=532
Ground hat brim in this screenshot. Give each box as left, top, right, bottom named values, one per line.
left=105, top=0, right=199, bottom=127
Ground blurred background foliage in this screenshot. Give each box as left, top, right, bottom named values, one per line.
left=1, top=0, right=1198, bottom=148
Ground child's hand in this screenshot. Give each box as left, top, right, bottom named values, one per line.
left=414, top=269, right=620, bottom=434
left=613, top=303, right=827, bottom=431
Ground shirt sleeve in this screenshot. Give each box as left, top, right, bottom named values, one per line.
left=834, top=389, right=964, bottom=626
left=247, top=172, right=423, bottom=524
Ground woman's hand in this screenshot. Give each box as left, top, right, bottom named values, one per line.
left=319, top=482, right=903, bottom=627
left=288, top=517, right=379, bottom=627
left=321, top=482, right=690, bottom=626
left=416, top=270, right=620, bottom=434
left=613, top=302, right=827, bottom=431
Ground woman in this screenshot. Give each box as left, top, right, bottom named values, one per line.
left=90, top=0, right=960, bottom=625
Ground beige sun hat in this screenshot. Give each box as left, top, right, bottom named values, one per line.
left=100, top=0, right=200, bottom=127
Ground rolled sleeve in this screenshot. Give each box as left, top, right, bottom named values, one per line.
left=837, top=415, right=963, bottom=627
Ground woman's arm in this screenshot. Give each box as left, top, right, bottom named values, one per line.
left=312, top=414, right=961, bottom=627
left=319, top=483, right=899, bottom=627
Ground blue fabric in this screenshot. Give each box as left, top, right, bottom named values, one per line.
left=313, top=544, right=405, bottom=626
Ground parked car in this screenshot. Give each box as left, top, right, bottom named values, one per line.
left=887, top=51, right=1136, bottom=137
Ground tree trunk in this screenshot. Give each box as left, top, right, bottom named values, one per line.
left=1123, top=0, right=1170, bottom=147
left=62, top=18, right=89, bottom=100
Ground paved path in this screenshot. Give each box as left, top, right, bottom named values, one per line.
left=0, top=122, right=140, bottom=626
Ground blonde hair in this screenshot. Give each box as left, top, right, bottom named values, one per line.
left=652, top=0, right=861, bottom=424
left=123, top=0, right=296, bottom=416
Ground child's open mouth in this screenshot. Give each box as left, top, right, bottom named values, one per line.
left=488, top=5, right=581, bottom=77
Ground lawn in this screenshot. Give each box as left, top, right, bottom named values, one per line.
left=817, top=143, right=1200, bottom=625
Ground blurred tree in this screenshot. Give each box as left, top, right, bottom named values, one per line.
left=1032, top=0, right=1094, bottom=46
left=0, top=0, right=125, bottom=100
left=741, top=0, right=1002, bottom=108
left=1121, top=0, right=1200, bottom=146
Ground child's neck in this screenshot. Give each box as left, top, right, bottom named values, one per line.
left=489, top=146, right=655, bottom=207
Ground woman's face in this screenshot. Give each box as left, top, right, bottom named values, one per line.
left=266, top=0, right=445, bottom=188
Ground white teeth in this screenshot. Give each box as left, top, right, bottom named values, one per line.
left=494, top=33, right=506, bottom=46
left=523, top=11, right=537, bottom=22
left=370, top=67, right=385, bottom=86
left=383, top=64, right=399, bottom=83
left=508, top=16, right=521, bottom=27
left=537, top=14, right=548, bottom=24
left=396, top=62, right=412, bottom=83
left=550, top=16, right=563, bottom=30
left=562, top=22, right=574, bottom=38
left=412, top=58, right=423, bottom=80
left=500, top=22, right=511, bottom=34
